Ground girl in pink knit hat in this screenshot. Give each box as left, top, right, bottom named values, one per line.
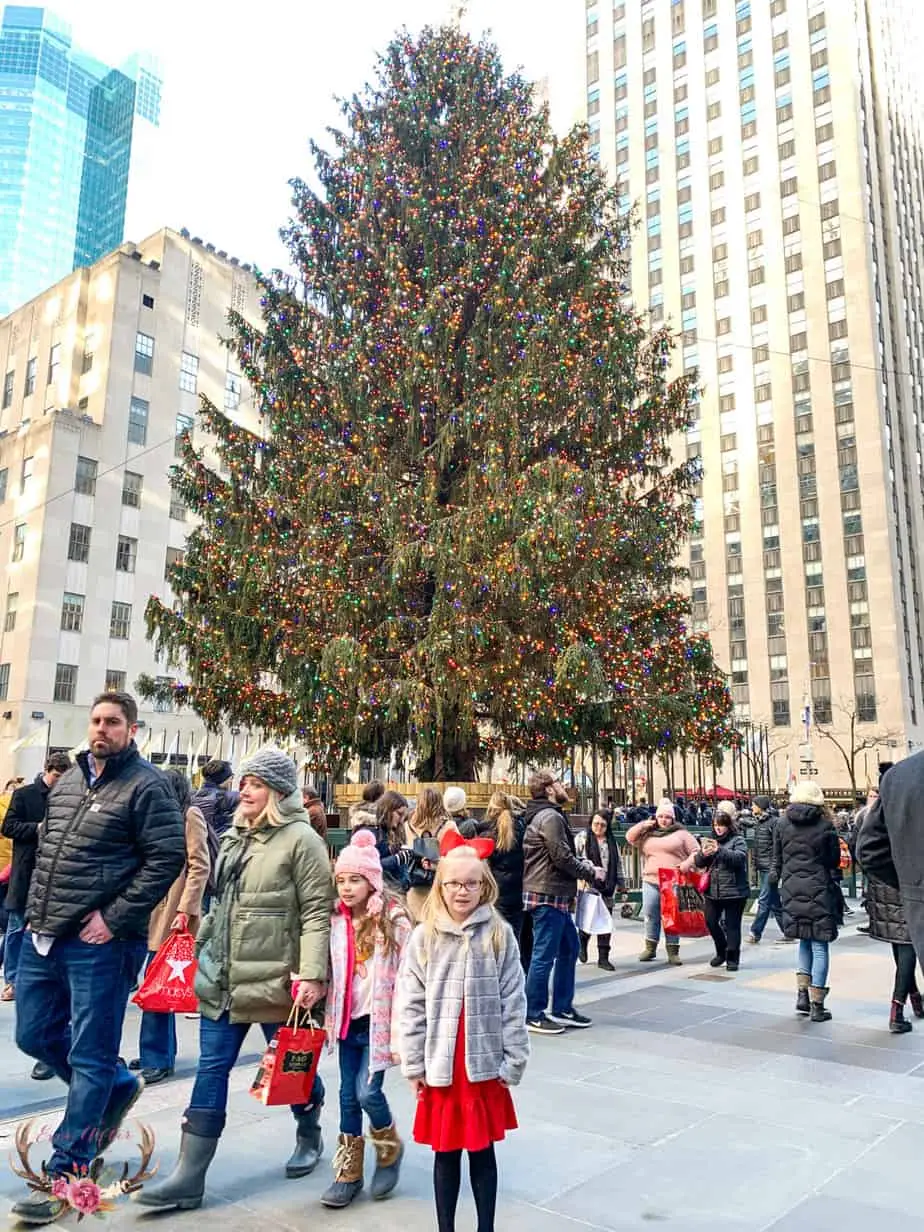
left=321, top=829, right=412, bottom=1209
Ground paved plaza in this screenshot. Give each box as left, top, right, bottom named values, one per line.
left=1, top=906, right=922, bottom=1231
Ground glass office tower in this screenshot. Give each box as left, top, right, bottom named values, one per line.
left=0, top=6, right=161, bottom=315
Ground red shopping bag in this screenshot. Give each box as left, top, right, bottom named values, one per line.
left=250, top=1008, right=324, bottom=1106
left=658, top=867, right=709, bottom=938
left=132, top=930, right=198, bottom=1013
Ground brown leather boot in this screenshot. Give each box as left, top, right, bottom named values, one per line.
left=320, top=1134, right=364, bottom=1208
left=368, top=1122, right=404, bottom=1199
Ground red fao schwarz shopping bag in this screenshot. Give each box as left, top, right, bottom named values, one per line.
left=132, top=930, right=198, bottom=1014
left=658, top=867, right=709, bottom=938
left=250, top=1008, right=324, bottom=1106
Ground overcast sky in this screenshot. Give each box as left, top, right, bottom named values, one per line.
left=35, top=0, right=583, bottom=271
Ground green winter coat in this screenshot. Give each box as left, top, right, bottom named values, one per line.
left=194, top=788, right=334, bottom=1024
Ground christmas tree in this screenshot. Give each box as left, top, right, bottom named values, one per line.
left=142, top=24, right=734, bottom=779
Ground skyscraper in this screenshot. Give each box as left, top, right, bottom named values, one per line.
left=581, top=0, right=924, bottom=789
left=0, top=6, right=161, bottom=316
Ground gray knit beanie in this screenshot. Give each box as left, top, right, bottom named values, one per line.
left=239, top=747, right=298, bottom=797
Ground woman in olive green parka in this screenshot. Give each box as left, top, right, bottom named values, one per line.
left=137, top=749, right=334, bottom=1213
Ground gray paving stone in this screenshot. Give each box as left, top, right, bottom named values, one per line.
left=676, top=1018, right=920, bottom=1072
left=767, top=1195, right=924, bottom=1232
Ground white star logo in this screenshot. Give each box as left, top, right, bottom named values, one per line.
left=166, top=957, right=192, bottom=983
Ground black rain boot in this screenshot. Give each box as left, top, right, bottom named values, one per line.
left=285, top=1104, right=324, bottom=1177
left=578, top=933, right=589, bottom=964
left=796, top=972, right=810, bottom=1016
left=889, top=999, right=913, bottom=1034
left=809, top=986, right=832, bottom=1022
left=320, top=1134, right=365, bottom=1208
left=133, top=1130, right=220, bottom=1211
left=910, top=990, right=924, bottom=1019
left=726, top=949, right=740, bottom=972
left=597, top=938, right=615, bottom=973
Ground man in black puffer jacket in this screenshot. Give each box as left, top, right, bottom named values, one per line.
left=747, top=795, right=785, bottom=945
left=12, top=692, right=184, bottom=1225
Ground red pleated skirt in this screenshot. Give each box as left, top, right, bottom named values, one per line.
left=413, top=1007, right=518, bottom=1152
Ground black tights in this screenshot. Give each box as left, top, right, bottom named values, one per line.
left=892, top=943, right=921, bottom=1002
left=434, top=1146, right=497, bottom=1232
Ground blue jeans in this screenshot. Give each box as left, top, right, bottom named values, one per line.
left=4, top=909, right=26, bottom=983
left=186, top=1011, right=325, bottom=1138
left=797, top=939, right=830, bottom=987
left=525, top=904, right=579, bottom=1020
left=642, top=880, right=678, bottom=944
left=15, top=934, right=147, bottom=1175
left=750, top=872, right=783, bottom=940
left=338, top=1015, right=391, bottom=1136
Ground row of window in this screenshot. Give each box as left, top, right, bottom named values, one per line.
left=0, top=662, right=173, bottom=707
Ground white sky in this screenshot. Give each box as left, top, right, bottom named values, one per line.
left=38, top=0, right=583, bottom=271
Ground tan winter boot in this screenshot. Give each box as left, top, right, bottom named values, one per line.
left=368, top=1122, right=404, bottom=1199
left=320, top=1134, right=364, bottom=1208
left=638, top=938, right=658, bottom=962
left=666, top=942, right=682, bottom=966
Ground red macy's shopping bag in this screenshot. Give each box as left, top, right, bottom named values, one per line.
left=658, top=867, right=709, bottom=938
left=250, top=1008, right=324, bottom=1107
left=132, top=930, right=199, bottom=1014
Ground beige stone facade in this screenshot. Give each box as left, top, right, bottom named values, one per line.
left=0, top=228, right=262, bottom=780
left=580, top=0, right=924, bottom=792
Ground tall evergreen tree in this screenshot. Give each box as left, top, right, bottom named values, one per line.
left=143, top=25, right=733, bottom=778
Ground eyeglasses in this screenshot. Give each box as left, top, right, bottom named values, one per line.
left=443, top=880, right=482, bottom=893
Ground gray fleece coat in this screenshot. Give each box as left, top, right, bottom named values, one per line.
left=397, top=904, right=529, bottom=1088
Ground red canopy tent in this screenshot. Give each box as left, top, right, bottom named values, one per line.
left=683, top=784, right=737, bottom=800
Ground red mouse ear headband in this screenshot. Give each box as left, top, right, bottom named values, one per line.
left=439, top=829, right=495, bottom=860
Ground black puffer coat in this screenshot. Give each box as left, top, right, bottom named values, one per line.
left=695, top=829, right=749, bottom=899
left=863, top=873, right=912, bottom=944
left=769, top=803, right=842, bottom=942
left=751, top=810, right=778, bottom=873
left=26, top=744, right=185, bottom=939
left=1, top=774, right=50, bottom=912
left=463, top=814, right=526, bottom=919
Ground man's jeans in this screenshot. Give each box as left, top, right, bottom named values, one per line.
left=15, top=935, right=147, bottom=1175
left=185, top=1011, right=325, bottom=1139
left=525, top=904, right=579, bottom=1020
left=337, top=1015, right=391, bottom=1136
left=751, top=871, right=784, bottom=940
left=3, top=909, right=26, bottom=984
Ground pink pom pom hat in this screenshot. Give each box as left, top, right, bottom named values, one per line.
left=334, top=827, right=385, bottom=914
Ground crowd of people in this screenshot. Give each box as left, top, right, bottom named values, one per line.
left=1, top=690, right=922, bottom=1230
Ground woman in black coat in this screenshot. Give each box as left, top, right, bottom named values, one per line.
left=769, top=781, right=842, bottom=1022
left=462, top=790, right=527, bottom=941
left=856, top=796, right=924, bottom=1034
left=576, top=811, right=627, bottom=971
left=694, top=805, right=750, bottom=971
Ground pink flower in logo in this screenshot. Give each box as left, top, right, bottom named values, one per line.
left=50, top=1177, right=69, bottom=1201
left=66, top=1179, right=102, bottom=1215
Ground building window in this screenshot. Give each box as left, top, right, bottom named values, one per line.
left=153, top=675, right=176, bottom=713
left=74, top=456, right=97, bottom=496
left=128, top=396, right=149, bottom=446
left=4, top=592, right=18, bottom=632
left=0, top=663, right=9, bottom=701
left=47, top=343, right=60, bottom=387
left=12, top=523, right=25, bottom=562
left=105, top=669, right=127, bottom=692
left=82, top=334, right=95, bottom=374
left=109, top=601, right=132, bottom=640
left=179, top=351, right=199, bottom=394
left=116, top=535, right=137, bottom=573
left=175, top=412, right=194, bottom=458
left=2, top=370, right=12, bottom=409
left=855, top=687, right=876, bottom=723
left=61, top=592, right=85, bottom=632
left=67, top=523, right=91, bottom=563
left=53, top=663, right=78, bottom=704
left=20, top=456, right=33, bottom=491
left=169, top=496, right=187, bottom=522
left=122, top=471, right=143, bottom=508
left=24, top=357, right=36, bottom=397
left=165, top=546, right=185, bottom=580
left=142, top=293, right=155, bottom=309
left=134, top=332, right=155, bottom=376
